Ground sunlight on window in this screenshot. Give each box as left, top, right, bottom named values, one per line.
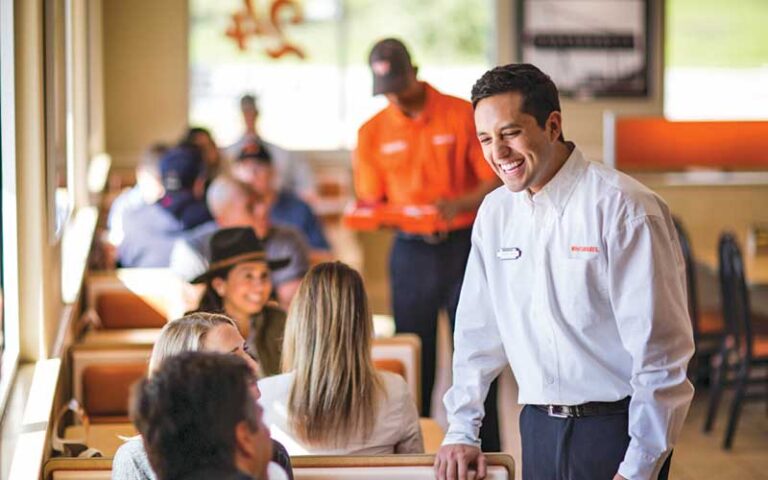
left=189, top=0, right=493, bottom=150
left=665, top=0, right=768, bottom=120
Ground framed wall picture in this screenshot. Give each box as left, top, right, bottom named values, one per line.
left=518, top=0, right=651, bottom=98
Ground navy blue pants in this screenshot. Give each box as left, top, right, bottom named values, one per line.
left=520, top=405, right=673, bottom=480
left=390, top=228, right=501, bottom=451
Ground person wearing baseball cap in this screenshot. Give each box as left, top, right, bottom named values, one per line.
left=116, top=145, right=212, bottom=268
left=231, top=143, right=331, bottom=251
left=354, top=38, right=502, bottom=451
left=157, top=145, right=213, bottom=229
left=225, top=94, right=316, bottom=201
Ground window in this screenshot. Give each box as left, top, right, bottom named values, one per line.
left=189, top=0, right=494, bottom=150
left=44, top=0, right=72, bottom=239
left=665, top=0, right=768, bottom=120
left=0, top=0, right=20, bottom=411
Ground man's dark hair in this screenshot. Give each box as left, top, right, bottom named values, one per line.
left=130, top=352, right=259, bottom=479
left=241, top=94, right=258, bottom=112
left=471, top=64, right=563, bottom=135
left=180, top=127, right=213, bottom=147
left=237, top=141, right=272, bottom=167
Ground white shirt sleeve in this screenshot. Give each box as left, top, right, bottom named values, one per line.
left=607, top=214, right=695, bottom=480
left=442, top=215, right=509, bottom=447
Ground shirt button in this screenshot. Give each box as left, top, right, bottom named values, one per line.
left=546, top=375, right=555, bottom=384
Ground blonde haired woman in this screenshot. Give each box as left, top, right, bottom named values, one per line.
left=258, top=262, right=424, bottom=455
left=112, top=313, right=293, bottom=480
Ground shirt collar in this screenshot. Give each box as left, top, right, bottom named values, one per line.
left=529, top=143, right=588, bottom=216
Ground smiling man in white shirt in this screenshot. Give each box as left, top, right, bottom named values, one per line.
left=434, top=64, right=695, bottom=480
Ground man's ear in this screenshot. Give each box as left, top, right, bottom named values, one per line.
left=546, top=111, right=563, bottom=142
left=234, top=420, right=258, bottom=460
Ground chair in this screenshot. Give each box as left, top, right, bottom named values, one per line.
left=44, top=454, right=516, bottom=480
left=70, top=344, right=151, bottom=423
left=373, top=358, right=407, bottom=378
left=672, top=217, right=725, bottom=384
left=81, top=363, right=147, bottom=423
left=702, top=233, right=768, bottom=449
left=372, top=334, right=422, bottom=408
left=291, top=454, right=515, bottom=479
left=85, top=269, right=180, bottom=329
left=44, top=458, right=112, bottom=480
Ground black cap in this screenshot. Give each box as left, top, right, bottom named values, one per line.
left=191, top=227, right=290, bottom=284
left=369, top=38, right=414, bottom=96
left=237, top=141, right=272, bottom=166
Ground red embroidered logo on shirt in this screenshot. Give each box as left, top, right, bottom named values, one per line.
left=571, top=246, right=599, bottom=253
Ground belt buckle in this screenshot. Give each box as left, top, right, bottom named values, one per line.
left=422, top=230, right=448, bottom=245
left=547, top=405, right=570, bottom=418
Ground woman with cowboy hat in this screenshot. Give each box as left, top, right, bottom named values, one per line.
left=192, top=226, right=291, bottom=377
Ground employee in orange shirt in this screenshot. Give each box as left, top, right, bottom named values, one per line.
left=354, top=38, right=501, bottom=451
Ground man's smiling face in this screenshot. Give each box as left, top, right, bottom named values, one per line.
left=474, top=91, right=563, bottom=194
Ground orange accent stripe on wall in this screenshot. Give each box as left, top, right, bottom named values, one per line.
left=615, top=118, right=768, bottom=171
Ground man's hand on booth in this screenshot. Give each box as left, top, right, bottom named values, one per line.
left=434, top=443, right=486, bottom=480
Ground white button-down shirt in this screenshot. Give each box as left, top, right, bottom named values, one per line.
left=443, top=146, right=695, bottom=480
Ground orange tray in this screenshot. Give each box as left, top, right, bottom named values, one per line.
left=343, top=204, right=476, bottom=235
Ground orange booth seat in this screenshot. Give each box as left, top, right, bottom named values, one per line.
left=94, top=291, right=166, bottom=329
left=70, top=344, right=152, bottom=424
left=45, top=454, right=516, bottom=480
left=81, top=363, right=147, bottom=424
left=373, top=358, right=407, bottom=378
left=86, top=269, right=182, bottom=329
left=70, top=334, right=422, bottom=425
left=606, top=116, right=768, bottom=172
left=372, top=334, right=422, bottom=408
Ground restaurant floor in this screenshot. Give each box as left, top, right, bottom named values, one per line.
left=489, top=368, right=768, bottom=480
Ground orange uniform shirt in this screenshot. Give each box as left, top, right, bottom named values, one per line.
left=354, top=83, right=495, bottom=229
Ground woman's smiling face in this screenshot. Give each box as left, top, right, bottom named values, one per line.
left=214, top=261, right=273, bottom=318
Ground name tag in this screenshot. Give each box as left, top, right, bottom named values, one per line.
left=380, top=140, right=407, bottom=155
left=496, top=247, right=522, bottom=260
left=432, top=134, right=456, bottom=146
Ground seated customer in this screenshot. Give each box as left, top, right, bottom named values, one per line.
left=118, top=146, right=212, bottom=267
left=131, top=352, right=273, bottom=480
left=170, top=175, right=310, bottom=309
left=180, top=127, right=224, bottom=186
left=226, top=94, right=316, bottom=201
left=232, top=144, right=330, bottom=251
left=108, top=143, right=168, bottom=248
left=258, top=262, right=424, bottom=455
left=113, top=313, right=293, bottom=480
left=193, top=227, right=289, bottom=377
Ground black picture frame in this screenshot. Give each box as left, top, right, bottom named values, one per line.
left=517, top=0, right=651, bottom=98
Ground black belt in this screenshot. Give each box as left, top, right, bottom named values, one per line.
left=533, top=397, right=631, bottom=418
left=395, top=227, right=471, bottom=245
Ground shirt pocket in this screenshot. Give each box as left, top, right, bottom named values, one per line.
left=555, top=254, right=609, bottom=329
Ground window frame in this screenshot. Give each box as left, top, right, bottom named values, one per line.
left=0, top=0, right=21, bottom=413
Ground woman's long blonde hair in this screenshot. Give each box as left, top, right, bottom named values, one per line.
left=281, top=262, right=381, bottom=446
left=148, top=312, right=237, bottom=375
